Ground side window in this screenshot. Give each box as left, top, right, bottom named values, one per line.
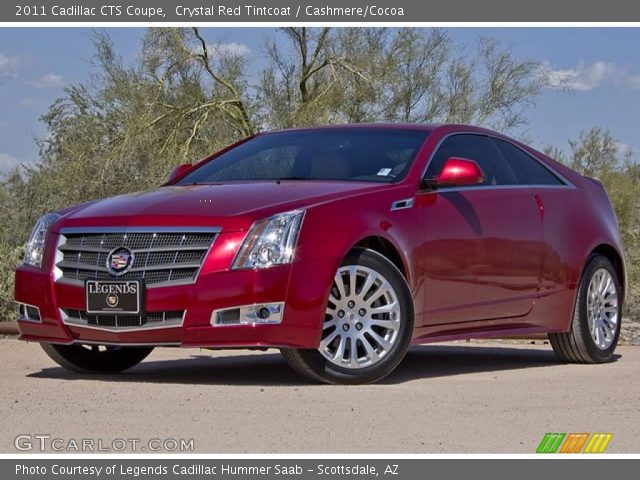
left=491, top=138, right=564, bottom=186
left=424, top=134, right=517, bottom=186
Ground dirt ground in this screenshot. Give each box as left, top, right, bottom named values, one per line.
left=2, top=337, right=639, bottom=454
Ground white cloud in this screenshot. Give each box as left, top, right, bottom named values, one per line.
left=0, top=53, right=23, bottom=69
left=0, top=153, right=22, bottom=174
left=543, top=60, right=640, bottom=92
left=0, top=52, right=26, bottom=80
left=27, top=73, right=64, bottom=88
left=542, top=61, right=617, bottom=91
left=206, top=42, right=251, bottom=58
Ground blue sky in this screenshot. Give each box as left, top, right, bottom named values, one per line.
left=1, top=27, right=640, bottom=174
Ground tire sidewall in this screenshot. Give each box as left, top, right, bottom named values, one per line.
left=576, top=255, right=622, bottom=361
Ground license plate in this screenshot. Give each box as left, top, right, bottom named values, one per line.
left=85, top=280, right=144, bottom=315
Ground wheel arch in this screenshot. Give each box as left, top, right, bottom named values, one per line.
left=351, top=235, right=410, bottom=283
left=589, top=243, right=626, bottom=306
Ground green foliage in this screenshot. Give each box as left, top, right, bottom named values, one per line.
left=0, top=243, right=23, bottom=322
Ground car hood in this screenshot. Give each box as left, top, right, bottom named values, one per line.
left=55, top=181, right=382, bottom=232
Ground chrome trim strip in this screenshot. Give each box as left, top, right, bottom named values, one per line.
left=55, top=276, right=197, bottom=290
left=73, top=340, right=181, bottom=347
left=419, top=131, right=576, bottom=191
left=211, top=302, right=285, bottom=327
left=16, top=302, right=42, bottom=323
left=429, top=184, right=569, bottom=194
left=391, top=198, right=415, bottom=211
left=59, top=308, right=186, bottom=332
left=57, top=260, right=203, bottom=274
left=58, top=244, right=213, bottom=253
left=53, top=234, right=65, bottom=282
left=58, top=227, right=221, bottom=234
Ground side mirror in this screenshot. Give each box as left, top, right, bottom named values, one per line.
left=422, top=157, right=485, bottom=189
left=167, top=163, right=193, bottom=183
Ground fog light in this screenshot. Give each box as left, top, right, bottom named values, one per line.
left=211, top=303, right=284, bottom=326
left=17, top=303, right=41, bottom=322
left=257, top=307, right=271, bottom=320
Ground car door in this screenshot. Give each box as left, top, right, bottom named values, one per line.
left=416, top=134, right=545, bottom=324
left=489, top=137, right=574, bottom=301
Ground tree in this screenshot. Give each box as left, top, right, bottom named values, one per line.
left=259, top=27, right=374, bottom=127
left=259, top=28, right=550, bottom=131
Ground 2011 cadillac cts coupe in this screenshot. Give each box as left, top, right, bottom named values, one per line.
left=15, top=124, right=626, bottom=384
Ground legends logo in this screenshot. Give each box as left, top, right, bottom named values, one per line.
left=87, top=282, right=138, bottom=295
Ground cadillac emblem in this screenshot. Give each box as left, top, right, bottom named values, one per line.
left=106, top=293, right=119, bottom=307
left=107, top=247, right=134, bottom=276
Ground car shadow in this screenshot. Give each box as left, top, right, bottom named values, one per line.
left=30, top=351, right=309, bottom=386
left=386, top=344, right=565, bottom=384
left=28, top=343, right=620, bottom=386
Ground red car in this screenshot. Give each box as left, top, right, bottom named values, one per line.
left=15, top=124, right=625, bottom=384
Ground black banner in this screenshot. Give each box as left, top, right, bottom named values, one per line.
left=4, top=459, right=640, bottom=480
left=4, top=0, right=640, bottom=23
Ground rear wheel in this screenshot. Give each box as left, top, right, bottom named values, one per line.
left=549, top=254, right=621, bottom=363
left=41, top=343, right=154, bottom=373
left=281, top=248, right=414, bottom=384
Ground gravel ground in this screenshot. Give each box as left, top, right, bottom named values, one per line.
left=620, top=317, right=640, bottom=345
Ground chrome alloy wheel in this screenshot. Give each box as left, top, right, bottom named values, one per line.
left=320, top=265, right=402, bottom=369
left=587, top=268, right=619, bottom=350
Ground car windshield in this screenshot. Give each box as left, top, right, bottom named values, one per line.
left=176, top=128, right=430, bottom=184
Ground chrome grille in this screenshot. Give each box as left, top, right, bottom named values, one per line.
left=61, top=308, right=185, bottom=330
left=56, top=228, right=218, bottom=288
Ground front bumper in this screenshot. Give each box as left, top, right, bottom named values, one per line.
left=15, top=254, right=334, bottom=349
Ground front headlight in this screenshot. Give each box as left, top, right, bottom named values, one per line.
left=23, top=213, right=61, bottom=268
left=232, top=210, right=305, bottom=269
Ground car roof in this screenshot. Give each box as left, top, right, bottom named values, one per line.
left=261, top=123, right=440, bottom=134
left=258, top=123, right=516, bottom=138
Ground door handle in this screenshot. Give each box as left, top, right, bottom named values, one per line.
left=534, top=194, right=544, bottom=220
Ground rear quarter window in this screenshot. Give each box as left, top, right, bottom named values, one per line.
left=491, top=138, right=564, bottom=186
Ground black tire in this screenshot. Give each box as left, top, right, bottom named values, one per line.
left=549, top=254, right=622, bottom=363
left=281, top=248, right=414, bottom=384
left=41, top=343, right=154, bottom=373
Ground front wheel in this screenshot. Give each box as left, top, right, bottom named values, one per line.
left=549, top=254, right=622, bottom=363
left=41, top=343, right=154, bottom=373
left=281, top=248, right=414, bottom=384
